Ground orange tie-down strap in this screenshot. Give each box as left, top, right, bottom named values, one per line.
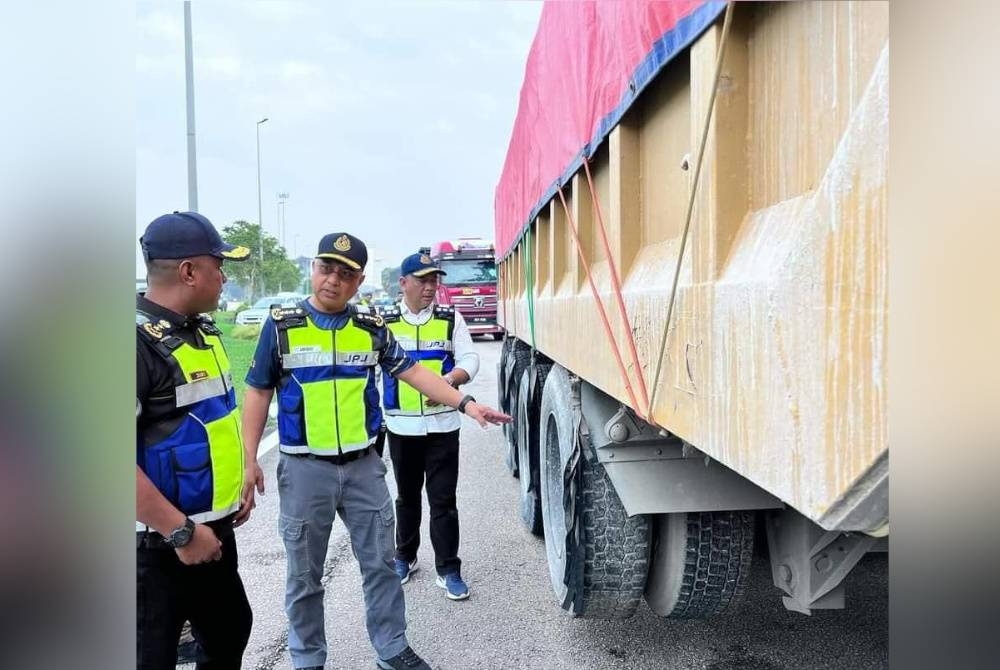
left=555, top=182, right=647, bottom=417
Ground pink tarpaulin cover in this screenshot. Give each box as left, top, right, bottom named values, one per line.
left=494, top=0, right=724, bottom=258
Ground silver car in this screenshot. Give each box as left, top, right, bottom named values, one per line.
left=235, top=295, right=303, bottom=326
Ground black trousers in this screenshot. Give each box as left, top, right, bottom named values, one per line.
left=136, top=529, right=252, bottom=670
left=388, top=429, right=462, bottom=576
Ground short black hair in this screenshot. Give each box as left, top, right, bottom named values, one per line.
left=144, top=258, right=182, bottom=284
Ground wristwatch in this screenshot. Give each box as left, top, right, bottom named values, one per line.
left=457, top=394, right=476, bottom=414
left=164, top=517, right=195, bottom=548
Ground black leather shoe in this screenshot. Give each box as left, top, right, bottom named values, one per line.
left=375, top=646, right=431, bottom=670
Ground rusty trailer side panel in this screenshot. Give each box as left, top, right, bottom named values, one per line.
left=497, top=2, right=889, bottom=532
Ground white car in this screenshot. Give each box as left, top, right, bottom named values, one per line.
left=235, top=295, right=303, bottom=326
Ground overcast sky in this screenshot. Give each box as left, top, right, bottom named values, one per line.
left=136, top=0, right=542, bottom=280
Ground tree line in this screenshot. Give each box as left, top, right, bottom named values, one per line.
left=221, top=220, right=303, bottom=300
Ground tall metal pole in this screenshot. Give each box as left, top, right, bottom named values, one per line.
left=256, top=117, right=269, bottom=296
left=184, top=1, right=199, bottom=211
left=277, top=191, right=289, bottom=250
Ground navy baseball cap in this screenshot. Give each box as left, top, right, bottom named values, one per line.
left=140, top=211, right=250, bottom=261
left=316, top=232, right=368, bottom=270
left=400, top=252, right=447, bottom=277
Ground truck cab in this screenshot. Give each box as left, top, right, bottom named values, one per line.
left=428, top=239, right=503, bottom=340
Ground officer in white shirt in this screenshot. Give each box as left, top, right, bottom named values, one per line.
left=380, top=252, right=479, bottom=600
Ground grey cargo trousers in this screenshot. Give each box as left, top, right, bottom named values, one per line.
left=277, top=449, right=409, bottom=669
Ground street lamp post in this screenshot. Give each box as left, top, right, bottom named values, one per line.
left=277, top=191, right=290, bottom=250
left=255, top=117, right=269, bottom=296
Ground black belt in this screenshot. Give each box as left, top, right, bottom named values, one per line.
left=291, top=446, right=372, bottom=466
left=136, top=515, right=235, bottom=550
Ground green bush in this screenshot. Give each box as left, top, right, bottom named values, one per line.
left=231, top=324, right=262, bottom=340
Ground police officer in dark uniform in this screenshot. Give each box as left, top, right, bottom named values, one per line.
left=136, top=211, right=253, bottom=670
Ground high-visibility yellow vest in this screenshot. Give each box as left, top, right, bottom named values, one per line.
left=273, top=306, right=383, bottom=454
left=137, top=313, right=244, bottom=523
left=382, top=305, right=456, bottom=417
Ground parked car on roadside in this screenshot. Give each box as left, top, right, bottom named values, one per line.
left=235, top=295, right=304, bottom=326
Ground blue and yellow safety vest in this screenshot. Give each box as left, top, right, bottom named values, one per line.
left=382, top=305, right=456, bottom=417
left=136, top=313, right=244, bottom=523
left=273, top=306, right=384, bottom=454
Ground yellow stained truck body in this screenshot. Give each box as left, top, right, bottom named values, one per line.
left=498, top=2, right=888, bottom=532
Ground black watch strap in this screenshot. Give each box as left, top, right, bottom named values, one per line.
left=457, top=394, right=476, bottom=414
left=166, top=517, right=195, bottom=548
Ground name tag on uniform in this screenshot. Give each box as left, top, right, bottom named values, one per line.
left=292, top=345, right=323, bottom=353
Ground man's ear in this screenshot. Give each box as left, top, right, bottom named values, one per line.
left=178, top=259, right=197, bottom=286
left=358, top=273, right=366, bottom=285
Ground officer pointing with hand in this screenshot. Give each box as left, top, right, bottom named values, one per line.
left=135, top=211, right=254, bottom=670
left=239, top=232, right=511, bottom=670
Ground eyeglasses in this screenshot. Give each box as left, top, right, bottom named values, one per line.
left=315, top=262, right=360, bottom=282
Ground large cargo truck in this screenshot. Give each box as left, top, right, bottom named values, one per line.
left=495, top=1, right=888, bottom=619
left=429, top=239, right=504, bottom=340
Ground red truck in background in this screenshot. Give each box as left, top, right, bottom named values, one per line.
left=426, top=238, right=503, bottom=340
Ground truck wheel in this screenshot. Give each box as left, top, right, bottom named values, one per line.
left=497, top=337, right=512, bottom=415
left=516, top=364, right=550, bottom=536
left=538, top=365, right=650, bottom=619
left=497, top=338, right=515, bottom=472
left=492, top=332, right=503, bottom=341
left=503, top=344, right=532, bottom=478
left=644, top=511, right=755, bottom=619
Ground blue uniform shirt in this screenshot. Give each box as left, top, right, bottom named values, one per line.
left=245, top=300, right=416, bottom=391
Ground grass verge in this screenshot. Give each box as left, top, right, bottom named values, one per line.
left=213, top=311, right=257, bottom=408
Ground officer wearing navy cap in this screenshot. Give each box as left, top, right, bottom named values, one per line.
left=381, top=252, right=480, bottom=601
left=239, top=233, right=511, bottom=670
left=136, top=211, right=253, bottom=670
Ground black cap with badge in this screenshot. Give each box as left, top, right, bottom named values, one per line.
left=400, top=252, right=447, bottom=277
left=316, top=232, right=368, bottom=270
left=140, top=211, right=250, bottom=262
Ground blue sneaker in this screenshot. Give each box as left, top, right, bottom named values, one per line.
left=435, top=571, right=470, bottom=600
left=394, top=557, right=418, bottom=584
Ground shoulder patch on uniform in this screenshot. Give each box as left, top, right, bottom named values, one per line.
left=137, top=314, right=175, bottom=341
left=433, top=305, right=456, bottom=320
left=379, top=307, right=401, bottom=324
left=270, top=305, right=306, bottom=322
left=351, top=311, right=385, bottom=330
left=197, top=319, right=222, bottom=337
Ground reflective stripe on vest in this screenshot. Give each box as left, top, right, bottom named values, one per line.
left=139, top=330, right=244, bottom=523
left=383, top=313, right=455, bottom=417
left=277, top=315, right=380, bottom=454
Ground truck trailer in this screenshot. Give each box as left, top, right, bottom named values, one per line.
left=495, top=0, right=888, bottom=618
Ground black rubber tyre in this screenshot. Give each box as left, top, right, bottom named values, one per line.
left=503, top=344, right=532, bottom=478
left=492, top=332, right=504, bottom=341
left=497, top=337, right=512, bottom=415
left=496, top=338, right=514, bottom=472
left=538, top=365, right=650, bottom=619
left=644, top=511, right=755, bottom=619
left=516, top=364, right=550, bottom=536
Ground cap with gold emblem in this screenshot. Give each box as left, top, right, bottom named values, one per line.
left=400, top=251, right=447, bottom=277
left=140, top=211, right=251, bottom=262
left=315, top=232, right=368, bottom=270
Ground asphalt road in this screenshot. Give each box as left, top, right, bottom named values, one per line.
left=186, top=339, right=888, bottom=670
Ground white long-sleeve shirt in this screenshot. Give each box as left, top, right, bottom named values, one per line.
left=383, top=301, right=480, bottom=436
